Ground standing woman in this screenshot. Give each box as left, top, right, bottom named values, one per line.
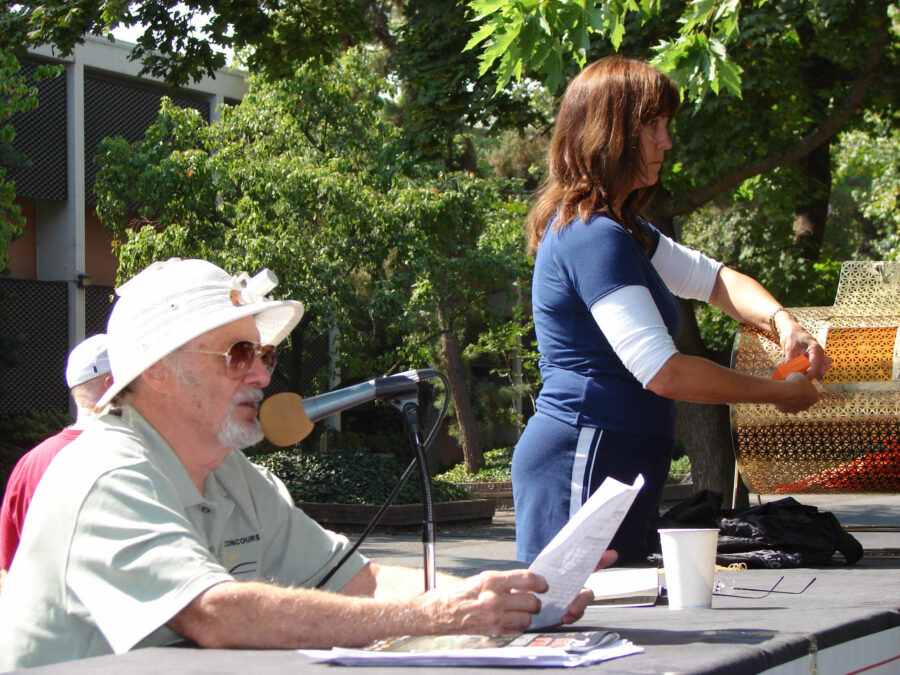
left=513, top=56, right=829, bottom=566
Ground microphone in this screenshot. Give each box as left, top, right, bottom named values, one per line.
left=258, top=369, right=439, bottom=447
left=304, top=369, right=437, bottom=422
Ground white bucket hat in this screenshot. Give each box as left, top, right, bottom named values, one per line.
left=65, top=333, right=111, bottom=388
left=96, top=258, right=304, bottom=409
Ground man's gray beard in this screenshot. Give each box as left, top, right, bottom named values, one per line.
left=218, top=390, right=264, bottom=450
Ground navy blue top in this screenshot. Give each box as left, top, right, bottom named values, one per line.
left=532, top=214, right=683, bottom=439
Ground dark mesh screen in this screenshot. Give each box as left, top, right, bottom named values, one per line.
left=86, top=285, right=115, bottom=336
left=0, top=282, right=329, bottom=413
left=84, top=73, right=210, bottom=206
left=7, top=58, right=68, bottom=202
left=6, top=58, right=212, bottom=206
left=0, top=279, right=69, bottom=414
left=266, top=327, right=329, bottom=399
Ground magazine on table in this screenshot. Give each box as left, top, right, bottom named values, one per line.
left=298, top=630, right=642, bottom=667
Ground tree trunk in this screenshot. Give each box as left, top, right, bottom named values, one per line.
left=792, top=138, right=831, bottom=261
left=672, top=300, right=745, bottom=505
left=794, top=76, right=831, bottom=261
left=648, top=206, right=747, bottom=506
left=436, top=304, right=484, bottom=473
left=791, top=14, right=833, bottom=263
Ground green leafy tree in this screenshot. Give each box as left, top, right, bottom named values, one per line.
left=466, top=0, right=746, bottom=97
left=1, top=1, right=376, bottom=87
left=465, top=0, right=894, bottom=262
left=393, top=0, right=544, bottom=169
left=391, top=0, right=554, bottom=468
left=386, top=174, right=533, bottom=470
left=4, top=3, right=542, bottom=476
left=95, top=49, right=532, bottom=473
left=829, top=113, right=900, bottom=261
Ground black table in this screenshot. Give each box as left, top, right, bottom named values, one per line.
left=14, top=557, right=900, bottom=674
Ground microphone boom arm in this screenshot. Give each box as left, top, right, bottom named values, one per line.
left=301, top=370, right=438, bottom=423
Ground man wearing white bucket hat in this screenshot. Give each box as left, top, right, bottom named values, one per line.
left=0, top=333, right=111, bottom=588
left=0, top=258, right=590, bottom=670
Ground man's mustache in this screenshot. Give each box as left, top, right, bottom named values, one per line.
left=232, top=389, right=264, bottom=408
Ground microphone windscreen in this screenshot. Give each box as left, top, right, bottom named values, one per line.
left=259, top=392, right=314, bottom=447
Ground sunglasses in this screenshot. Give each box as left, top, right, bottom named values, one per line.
left=182, top=341, right=277, bottom=379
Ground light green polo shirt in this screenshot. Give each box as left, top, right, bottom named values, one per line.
left=0, top=405, right=367, bottom=671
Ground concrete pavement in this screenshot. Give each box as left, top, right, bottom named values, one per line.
left=354, top=493, right=900, bottom=577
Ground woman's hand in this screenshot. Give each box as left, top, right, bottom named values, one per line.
left=775, top=372, right=819, bottom=413
left=773, top=312, right=831, bottom=380
left=708, top=268, right=831, bottom=381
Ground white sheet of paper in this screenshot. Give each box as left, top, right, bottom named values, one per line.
left=527, top=474, right=644, bottom=630
left=584, top=567, right=660, bottom=607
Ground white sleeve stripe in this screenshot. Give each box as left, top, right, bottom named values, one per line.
left=590, top=285, right=679, bottom=387
left=651, top=233, right=722, bottom=301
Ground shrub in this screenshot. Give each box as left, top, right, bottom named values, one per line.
left=435, top=447, right=514, bottom=483
left=256, top=447, right=472, bottom=505
left=435, top=447, right=693, bottom=484
left=667, top=455, right=692, bottom=482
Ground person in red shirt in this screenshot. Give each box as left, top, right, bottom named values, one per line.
left=0, top=334, right=111, bottom=587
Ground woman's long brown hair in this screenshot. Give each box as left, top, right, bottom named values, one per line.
left=526, top=56, right=679, bottom=255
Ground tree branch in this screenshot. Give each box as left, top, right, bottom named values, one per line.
left=299, top=125, right=328, bottom=154
left=659, top=13, right=888, bottom=219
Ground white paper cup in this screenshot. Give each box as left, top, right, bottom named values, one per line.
left=658, top=528, right=718, bottom=610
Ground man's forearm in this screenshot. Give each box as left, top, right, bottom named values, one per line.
left=168, top=568, right=551, bottom=651
left=169, top=580, right=430, bottom=649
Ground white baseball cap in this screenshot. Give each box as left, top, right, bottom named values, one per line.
left=65, top=333, right=111, bottom=388
left=96, top=258, right=304, bottom=409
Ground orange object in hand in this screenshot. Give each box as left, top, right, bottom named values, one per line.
left=773, top=354, right=811, bottom=380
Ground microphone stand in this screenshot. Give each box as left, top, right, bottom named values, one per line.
left=390, top=392, right=436, bottom=590
left=315, top=384, right=445, bottom=592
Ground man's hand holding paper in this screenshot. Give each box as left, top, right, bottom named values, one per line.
left=527, top=475, right=645, bottom=630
